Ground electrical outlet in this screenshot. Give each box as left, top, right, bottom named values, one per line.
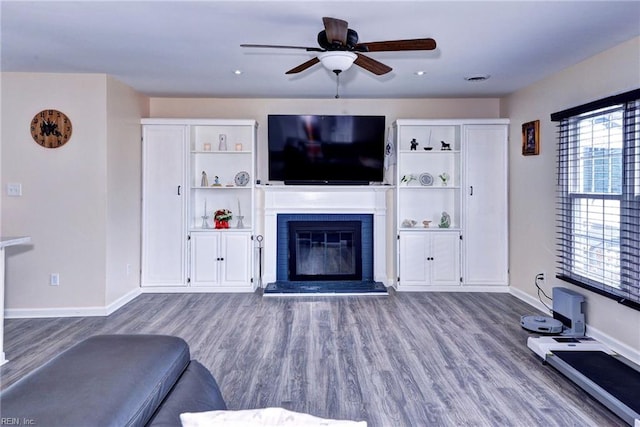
left=7, top=183, right=22, bottom=196
left=538, top=272, right=545, bottom=282
left=50, top=273, right=60, bottom=286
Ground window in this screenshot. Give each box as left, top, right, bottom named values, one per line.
left=553, top=89, right=640, bottom=310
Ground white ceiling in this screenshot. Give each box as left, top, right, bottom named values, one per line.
left=2, top=1, right=639, bottom=99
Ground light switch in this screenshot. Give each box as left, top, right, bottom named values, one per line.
left=7, top=183, right=22, bottom=196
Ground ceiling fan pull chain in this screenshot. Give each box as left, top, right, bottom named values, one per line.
left=334, top=70, right=341, bottom=99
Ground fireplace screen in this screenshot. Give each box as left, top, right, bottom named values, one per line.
left=288, top=221, right=362, bottom=281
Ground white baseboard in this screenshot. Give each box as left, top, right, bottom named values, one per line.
left=396, top=285, right=510, bottom=293
left=5, top=287, right=141, bottom=319
left=105, top=287, right=142, bottom=315
left=509, top=286, right=553, bottom=316
left=140, top=286, right=256, bottom=293
left=509, top=287, right=640, bottom=365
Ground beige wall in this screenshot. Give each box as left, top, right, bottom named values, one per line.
left=1, top=73, right=148, bottom=314
left=105, top=76, right=149, bottom=306
left=503, top=36, right=640, bottom=358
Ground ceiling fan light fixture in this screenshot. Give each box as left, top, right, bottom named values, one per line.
left=318, top=51, right=357, bottom=72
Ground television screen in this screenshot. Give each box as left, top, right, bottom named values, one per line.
left=268, top=114, right=386, bottom=184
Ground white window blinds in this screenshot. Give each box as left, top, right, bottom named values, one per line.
left=553, top=89, right=640, bottom=310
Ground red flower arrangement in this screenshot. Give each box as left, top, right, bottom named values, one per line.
left=213, top=209, right=232, bottom=229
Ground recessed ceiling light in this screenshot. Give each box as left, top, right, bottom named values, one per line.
left=464, top=74, right=490, bottom=82
left=414, top=71, right=426, bottom=76
left=233, top=70, right=242, bottom=75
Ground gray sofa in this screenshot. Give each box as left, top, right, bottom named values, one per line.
left=0, top=335, right=227, bottom=426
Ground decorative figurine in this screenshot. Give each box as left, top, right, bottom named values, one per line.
left=401, top=174, right=416, bottom=185
left=439, top=211, right=451, bottom=228
left=201, top=171, right=209, bottom=187
left=440, top=141, right=451, bottom=151
left=212, top=176, right=221, bottom=187
left=439, top=172, right=450, bottom=186
left=218, top=134, right=227, bottom=151
left=402, top=219, right=418, bottom=228
left=410, top=138, right=419, bottom=151
left=422, top=220, right=432, bottom=228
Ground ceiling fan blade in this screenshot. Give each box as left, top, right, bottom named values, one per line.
left=354, top=53, right=392, bottom=76
left=322, top=17, right=348, bottom=45
left=355, top=38, right=437, bottom=52
left=285, top=57, right=320, bottom=74
left=241, top=44, right=323, bottom=52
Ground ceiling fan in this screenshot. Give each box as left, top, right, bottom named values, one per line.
left=241, top=17, right=437, bottom=76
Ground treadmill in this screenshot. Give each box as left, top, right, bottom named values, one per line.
left=526, top=288, right=640, bottom=425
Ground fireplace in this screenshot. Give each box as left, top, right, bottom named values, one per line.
left=288, top=220, right=362, bottom=281
left=276, top=214, right=373, bottom=282
left=260, top=185, right=390, bottom=289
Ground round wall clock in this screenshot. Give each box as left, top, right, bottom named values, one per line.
left=30, top=109, right=73, bottom=148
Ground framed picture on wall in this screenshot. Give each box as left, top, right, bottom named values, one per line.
left=522, top=120, right=540, bottom=156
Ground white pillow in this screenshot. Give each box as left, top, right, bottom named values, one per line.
left=180, top=407, right=367, bottom=427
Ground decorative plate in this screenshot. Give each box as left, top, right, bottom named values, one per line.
left=419, top=173, right=434, bottom=186
left=234, top=171, right=250, bottom=186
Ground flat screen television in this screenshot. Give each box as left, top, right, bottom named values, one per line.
left=268, top=114, right=386, bottom=185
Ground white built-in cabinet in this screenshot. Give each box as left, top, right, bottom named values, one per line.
left=463, top=125, right=509, bottom=286
left=189, top=232, right=252, bottom=289
left=394, top=119, right=509, bottom=291
left=141, top=119, right=257, bottom=292
left=141, top=125, right=187, bottom=287
left=399, top=231, right=461, bottom=287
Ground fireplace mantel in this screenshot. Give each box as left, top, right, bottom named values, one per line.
left=259, top=185, right=392, bottom=286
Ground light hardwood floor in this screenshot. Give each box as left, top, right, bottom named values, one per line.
left=0, top=290, right=625, bottom=426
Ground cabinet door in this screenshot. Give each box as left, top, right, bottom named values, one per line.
left=219, top=233, right=252, bottom=287
left=463, top=125, right=508, bottom=286
left=141, top=125, right=187, bottom=286
left=399, top=231, right=460, bottom=288
left=430, top=232, right=461, bottom=286
left=399, top=232, right=429, bottom=287
left=190, top=232, right=220, bottom=287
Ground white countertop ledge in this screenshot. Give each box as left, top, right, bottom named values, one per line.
left=0, top=236, right=31, bottom=248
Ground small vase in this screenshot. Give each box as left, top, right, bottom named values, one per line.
left=214, top=220, right=229, bottom=229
